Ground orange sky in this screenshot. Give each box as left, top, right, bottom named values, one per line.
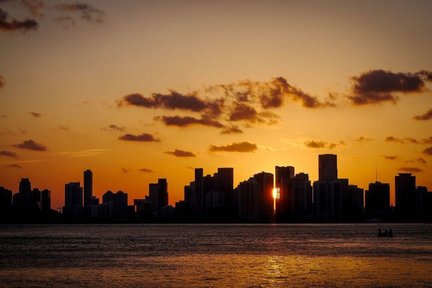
left=1, top=0, right=431, bottom=209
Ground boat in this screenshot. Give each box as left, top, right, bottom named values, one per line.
left=377, top=228, right=393, bottom=237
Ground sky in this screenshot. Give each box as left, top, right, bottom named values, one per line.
left=1, top=0, right=431, bottom=209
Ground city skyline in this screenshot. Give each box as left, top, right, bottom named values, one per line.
left=1, top=0, right=432, bottom=210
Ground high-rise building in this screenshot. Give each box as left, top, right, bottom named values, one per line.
left=275, top=166, right=295, bottom=219
left=395, top=173, right=416, bottom=214
left=0, top=186, right=12, bottom=211
left=148, top=179, right=168, bottom=215
left=194, top=168, right=204, bottom=214
left=319, top=154, right=338, bottom=181
left=41, top=189, right=51, bottom=210
left=365, top=182, right=390, bottom=214
left=217, top=168, right=234, bottom=210
left=83, top=169, right=93, bottom=207
left=65, top=182, right=82, bottom=208
left=236, top=172, right=274, bottom=222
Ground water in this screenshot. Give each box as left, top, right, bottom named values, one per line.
left=0, top=224, right=431, bottom=287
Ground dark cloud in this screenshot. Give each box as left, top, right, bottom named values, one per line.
left=210, top=141, right=257, bottom=152
left=0, top=74, right=4, bottom=88
left=21, top=0, right=44, bottom=17
left=6, top=164, right=22, bottom=169
left=423, top=137, right=432, bottom=144
left=0, top=150, right=18, bottom=158
left=139, top=168, right=153, bottom=173
left=356, top=136, right=373, bottom=142
left=423, top=146, right=432, bottom=156
left=13, top=139, right=47, bottom=151
left=118, top=133, right=159, bottom=142
left=55, top=3, right=104, bottom=23
left=385, top=136, right=404, bottom=144
left=58, top=125, right=70, bottom=131
left=404, top=137, right=419, bottom=144
left=304, top=140, right=338, bottom=149
left=165, top=149, right=196, bottom=157
left=0, top=7, right=38, bottom=32
left=120, top=92, right=223, bottom=116
left=29, top=112, right=41, bottom=118
left=349, top=70, right=432, bottom=105
left=102, top=124, right=125, bottom=132
left=53, top=16, right=76, bottom=28
left=407, top=157, right=427, bottom=164
left=399, top=167, right=423, bottom=173
left=229, top=103, right=258, bottom=122
left=220, top=126, right=243, bottom=135
left=413, top=108, right=432, bottom=121
left=121, top=168, right=128, bottom=174
left=156, top=116, right=224, bottom=128
left=383, top=155, right=397, bottom=160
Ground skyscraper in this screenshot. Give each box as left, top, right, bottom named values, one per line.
left=65, top=182, right=82, bottom=208
left=365, top=182, right=390, bottom=214
left=319, top=154, right=338, bottom=181
left=84, top=169, right=93, bottom=207
left=41, top=189, right=51, bottom=210
left=395, top=173, right=416, bottom=214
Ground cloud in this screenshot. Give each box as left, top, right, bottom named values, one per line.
left=385, top=136, right=404, bottom=144
left=58, top=125, right=70, bottom=131
left=210, top=141, right=257, bottom=152
left=423, top=146, right=432, bottom=156
left=383, top=155, right=397, bottom=160
left=122, top=168, right=128, bottom=174
left=0, top=150, right=18, bottom=158
left=407, top=157, right=427, bottom=164
left=21, top=0, right=44, bottom=18
left=156, top=115, right=224, bottom=128
left=413, top=108, right=432, bottom=121
left=6, top=164, right=22, bottom=169
left=119, top=133, right=159, bottom=142
left=55, top=149, right=108, bottom=158
left=139, top=168, right=153, bottom=173
left=399, top=167, right=423, bottom=173
left=356, top=136, right=373, bottom=142
left=304, top=140, right=338, bottom=149
left=55, top=3, right=104, bottom=23
left=53, top=16, right=76, bottom=28
left=13, top=139, right=47, bottom=151
left=29, top=112, right=41, bottom=118
left=349, top=70, right=432, bottom=105
left=120, top=92, right=223, bottom=116
left=220, top=126, right=243, bottom=135
left=0, top=7, right=38, bottom=32
left=165, top=149, right=196, bottom=157
left=0, top=74, right=4, bottom=88
left=102, top=124, right=126, bottom=132
left=229, top=103, right=258, bottom=122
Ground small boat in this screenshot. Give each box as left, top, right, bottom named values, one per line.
left=377, top=228, right=393, bottom=237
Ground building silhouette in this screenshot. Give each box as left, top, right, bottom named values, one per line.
left=395, top=173, right=417, bottom=215
left=318, top=154, right=338, bottom=181
left=236, top=172, right=274, bottom=222
left=365, top=182, right=390, bottom=218
left=83, top=169, right=93, bottom=207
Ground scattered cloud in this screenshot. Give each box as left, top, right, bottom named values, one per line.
left=0, top=74, right=4, bottom=88
left=53, top=16, right=76, bottom=28
left=356, top=136, right=373, bottom=142
left=55, top=3, right=104, bottom=23
left=21, top=0, right=44, bottom=18
left=156, top=115, right=224, bottom=128
left=58, top=125, right=70, bottom=131
left=29, top=112, right=41, bottom=118
left=102, top=124, right=126, bottom=132
left=0, top=150, right=18, bottom=158
left=139, top=168, right=153, bottom=173
left=413, top=108, right=432, bottom=121
left=385, top=136, right=405, bottom=144
left=348, top=70, right=432, bottom=105
left=165, top=149, right=196, bottom=157
left=0, top=7, right=38, bottom=32
left=399, top=167, right=423, bottom=173
left=122, top=168, right=128, bottom=174
left=210, top=141, right=257, bottom=153
left=304, top=140, right=338, bottom=149
left=13, top=139, right=47, bottom=151
left=6, top=163, right=22, bottom=169
left=407, top=157, right=427, bottom=164
left=385, top=136, right=432, bottom=145
left=220, top=126, right=243, bottom=135
left=55, top=149, right=108, bottom=158
left=423, top=146, right=432, bottom=156
left=382, top=155, right=397, bottom=160
left=119, top=133, right=159, bottom=142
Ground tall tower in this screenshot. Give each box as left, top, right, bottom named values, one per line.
left=395, top=173, right=416, bottom=214
left=84, top=169, right=93, bottom=207
left=318, top=154, right=338, bottom=181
